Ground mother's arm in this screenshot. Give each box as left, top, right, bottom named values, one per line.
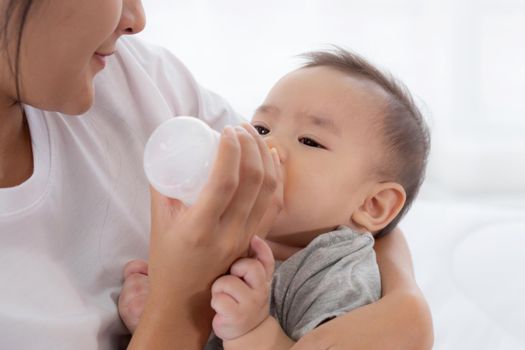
left=292, top=227, right=434, bottom=350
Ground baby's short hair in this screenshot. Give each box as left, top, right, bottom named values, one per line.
left=301, top=48, right=430, bottom=237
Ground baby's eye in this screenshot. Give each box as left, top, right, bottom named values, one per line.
left=299, top=137, right=326, bottom=149
left=253, top=125, right=270, bottom=135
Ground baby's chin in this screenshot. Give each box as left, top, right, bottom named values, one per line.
left=265, top=225, right=340, bottom=248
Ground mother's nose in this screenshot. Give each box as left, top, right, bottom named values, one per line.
left=118, top=0, right=146, bottom=35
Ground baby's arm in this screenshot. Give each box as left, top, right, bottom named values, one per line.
left=212, top=236, right=294, bottom=350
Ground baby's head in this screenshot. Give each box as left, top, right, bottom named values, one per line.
left=251, top=48, right=429, bottom=247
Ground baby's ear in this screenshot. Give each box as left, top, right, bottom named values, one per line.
left=351, top=183, right=406, bottom=233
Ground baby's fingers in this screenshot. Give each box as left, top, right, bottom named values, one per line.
left=230, top=257, right=268, bottom=290
left=123, top=259, right=148, bottom=279
left=118, top=272, right=150, bottom=333
left=250, top=235, right=275, bottom=281
left=119, top=273, right=150, bottom=306
left=212, top=275, right=251, bottom=304
left=211, top=292, right=238, bottom=317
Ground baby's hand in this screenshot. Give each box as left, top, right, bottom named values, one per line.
left=211, top=236, right=275, bottom=341
left=118, top=260, right=149, bottom=333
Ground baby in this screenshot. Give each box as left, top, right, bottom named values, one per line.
left=119, top=47, right=430, bottom=349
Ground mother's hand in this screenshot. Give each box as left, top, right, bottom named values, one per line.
left=148, top=123, right=280, bottom=293
left=129, top=123, right=281, bottom=349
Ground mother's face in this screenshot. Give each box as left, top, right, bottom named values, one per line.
left=8, top=0, right=145, bottom=115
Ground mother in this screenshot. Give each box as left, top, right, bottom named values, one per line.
left=0, top=0, right=432, bottom=349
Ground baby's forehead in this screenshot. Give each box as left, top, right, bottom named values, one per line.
left=261, top=67, right=389, bottom=132
left=285, top=66, right=390, bottom=110
left=307, top=69, right=387, bottom=122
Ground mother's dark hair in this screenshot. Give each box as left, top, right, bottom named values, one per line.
left=1, top=0, right=35, bottom=101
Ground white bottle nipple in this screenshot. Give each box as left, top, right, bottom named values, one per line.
left=143, top=116, right=221, bottom=205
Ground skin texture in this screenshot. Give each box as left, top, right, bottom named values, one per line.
left=252, top=66, right=406, bottom=249
left=1, top=0, right=146, bottom=115
left=0, top=0, right=146, bottom=187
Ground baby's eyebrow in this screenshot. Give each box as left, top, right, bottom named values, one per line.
left=255, top=104, right=341, bottom=137
left=255, top=104, right=279, bottom=115
left=302, top=113, right=341, bottom=137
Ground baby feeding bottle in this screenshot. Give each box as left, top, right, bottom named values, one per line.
left=143, top=116, right=220, bottom=205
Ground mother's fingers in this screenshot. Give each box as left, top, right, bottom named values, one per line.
left=150, top=186, right=187, bottom=225
left=220, top=125, right=264, bottom=231
left=252, top=147, right=283, bottom=239
left=194, top=126, right=241, bottom=220
left=241, top=123, right=279, bottom=236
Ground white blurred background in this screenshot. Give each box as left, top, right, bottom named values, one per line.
left=137, top=1, right=525, bottom=349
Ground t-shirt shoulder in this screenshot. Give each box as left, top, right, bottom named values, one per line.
left=271, top=226, right=381, bottom=340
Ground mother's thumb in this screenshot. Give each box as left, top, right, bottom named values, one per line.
left=150, top=185, right=187, bottom=222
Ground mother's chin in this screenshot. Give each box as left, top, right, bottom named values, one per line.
left=59, top=96, right=95, bottom=116
left=42, top=81, right=96, bottom=116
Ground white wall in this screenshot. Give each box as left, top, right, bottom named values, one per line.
left=137, top=0, right=525, bottom=196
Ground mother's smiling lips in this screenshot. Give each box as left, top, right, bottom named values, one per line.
left=93, top=51, right=115, bottom=68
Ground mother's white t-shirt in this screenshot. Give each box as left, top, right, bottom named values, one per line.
left=0, top=37, right=244, bottom=349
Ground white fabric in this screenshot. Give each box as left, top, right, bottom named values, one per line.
left=0, top=37, right=244, bottom=350
left=401, top=196, right=525, bottom=350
